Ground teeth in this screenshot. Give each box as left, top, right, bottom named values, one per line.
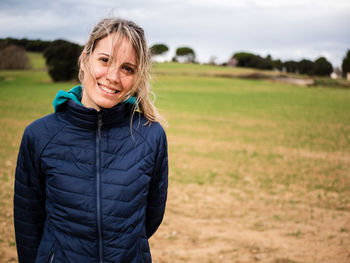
left=99, top=85, right=116, bottom=94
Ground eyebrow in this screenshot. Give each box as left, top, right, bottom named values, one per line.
left=124, top=62, right=137, bottom=68
left=97, top=52, right=137, bottom=68
left=97, top=52, right=111, bottom=57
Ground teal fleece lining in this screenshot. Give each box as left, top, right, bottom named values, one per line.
left=53, top=85, right=137, bottom=112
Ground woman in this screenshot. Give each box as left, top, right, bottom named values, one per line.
left=14, top=17, right=168, bottom=263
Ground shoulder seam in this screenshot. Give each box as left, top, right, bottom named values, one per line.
left=131, top=121, right=163, bottom=154
left=38, top=119, right=69, bottom=174
left=132, top=127, right=155, bottom=153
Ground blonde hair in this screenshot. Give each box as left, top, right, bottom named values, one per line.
left=78, top=17, right=166, bottom=126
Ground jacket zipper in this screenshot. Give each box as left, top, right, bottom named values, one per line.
left=96, top=112, right=103, bottom=263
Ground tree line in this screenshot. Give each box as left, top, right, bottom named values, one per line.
left=231, top=52, right=334, bottom=77
left=0, top=37, right=52, bottom=52
left=0, top=38, right=82, bottom=81
left=150, top=44, right=350, bottom=78
left=0, top=38, right=349, bottom=81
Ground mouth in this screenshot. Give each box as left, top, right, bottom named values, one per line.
left=98, top=83, right=120, bottom=94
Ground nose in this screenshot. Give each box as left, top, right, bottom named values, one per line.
left=106, top=66, right=120, bottom=83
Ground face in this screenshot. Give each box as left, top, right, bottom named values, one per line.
left=81, top=33, right=137, bottom=110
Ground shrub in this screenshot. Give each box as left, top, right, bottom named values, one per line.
left=0, top=38, right=51, bottom=52
left=175, top=47, right=196, bottom=63
left=150, top=44, right=169, bottom=56
left=232, top=52, right=273, bottom=70
left=43, top=40, right=82, bottom=82
left=341, top=50, right=350, bottom=78
left=283, top=60, right=298, bottom=73
left=273, top=59, right=283, bottom=71
left=0, top=45, right=32, bottom=70
left=298, top=59, right=314, bottom=75
left=313, top=57, right=333, bottom=76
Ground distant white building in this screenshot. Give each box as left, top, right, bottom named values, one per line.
left=331, top=67, right=342, bottom=79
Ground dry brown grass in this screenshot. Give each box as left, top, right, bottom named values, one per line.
left=1, top=65, right=350, bottom=262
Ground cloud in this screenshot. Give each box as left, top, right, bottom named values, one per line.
left=0, top=0, right=349, bottom=66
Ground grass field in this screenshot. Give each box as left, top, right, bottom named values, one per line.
left=0, top=57, right=350, bottom=262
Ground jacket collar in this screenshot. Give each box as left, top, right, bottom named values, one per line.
left=55, top=85, right=136, bottom=128
left=62, top=98, right=134, bottom=129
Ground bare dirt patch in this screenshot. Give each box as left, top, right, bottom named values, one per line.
left=150, top=183, right=350, bottom=263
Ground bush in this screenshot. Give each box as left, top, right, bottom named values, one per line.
left=298, top=59, right=314, bottom=75
left=175, top=47, right=196, bottom=63
left=313, top=57, right=333, bottom=76
left=150, top=44, right=169, bottom=56
left=273, top=59, right=283, bottom=71
left=0, top=45, right=32, bottom=70
left=232, top=52, right=257, bottom=68
left=341, top=50, right=350, bottom=78
left=283, top=60, right=298, bottom=73
left=232, top=52, right=273, bottom=70
left=0, top=37, right=51, bottom=52
left=43, top=40, right=82, bottom=82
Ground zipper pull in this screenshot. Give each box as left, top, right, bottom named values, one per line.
left=97, top=113, right=103, bottom=139
left=97, top=113, right=103, bottom=127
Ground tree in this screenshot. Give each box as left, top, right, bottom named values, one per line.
left=298, top=59, right=314, bottom=75
left=232, top=52, right=257, bottom=68
left=26, top=39, right=51, bottom=52
left=256, top=54, right=273, bottom=70
left=0, top=37, right=51, bottom=52
left=283, top=60, right=298, bottom=73
left=232, top=52, right=273, bottom=70
left=175, top=47, right=196, bottom=63
left=341, top=50, right=350, bottom=78
left=0, top=45, right=32, bottom=70
left=43, top=40, right=82, bottom=82
left=273, top=59, right=283, bottom=71
left=313, top=57, right=333, bottom=76
left=150, top=43, right=169, bottom=56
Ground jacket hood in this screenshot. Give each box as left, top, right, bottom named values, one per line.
left=53, top=85, right=137, bottom=112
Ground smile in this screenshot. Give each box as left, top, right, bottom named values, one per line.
left=98, top=84, right=119, bottom=94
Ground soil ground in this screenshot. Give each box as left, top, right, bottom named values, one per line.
left=1, top=64, right=350, bottom=262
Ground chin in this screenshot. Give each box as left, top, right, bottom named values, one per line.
left=97, top=99, right=122, bottom=109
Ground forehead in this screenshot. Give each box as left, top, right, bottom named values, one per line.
left=94, top=33, right=136, bottom=62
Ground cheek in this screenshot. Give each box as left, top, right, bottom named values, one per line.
left=93, top=67, right=106, bottom=79
left=87, top=60, right=106, bottom=80
left=122, top=77, right=135, bottom=91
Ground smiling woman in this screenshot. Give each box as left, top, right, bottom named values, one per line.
left=13, top=17, right=168, bottom=263
left=80, top=33, right=138, bottom=109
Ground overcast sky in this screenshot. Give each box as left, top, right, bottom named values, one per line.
left=0, top=0, right=349, bottom=67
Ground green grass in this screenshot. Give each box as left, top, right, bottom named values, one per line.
left=27, top=52, right=47, bottom=70
left=152, top=69, right=350, bottom=152
left=152, top=61, right=279, bottom=76
left=0, top=55, right=350, bottom=203
left=150, top=63, right=350, bottom=198
left=1, top=56, right=350, bottom=261
left=0, top=70, right=77, bottom=163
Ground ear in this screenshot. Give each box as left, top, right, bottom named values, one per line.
left=78, top=51, right=88, bottom=82
left=80, top=51, right=88, bottom=69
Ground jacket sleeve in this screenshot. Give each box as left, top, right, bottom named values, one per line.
left=146, top=128, right=168, bottom=238
left=14, top=127, right=46, bottom=263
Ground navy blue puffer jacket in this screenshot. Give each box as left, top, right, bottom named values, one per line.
left=14, top=88, right=168, bottom=263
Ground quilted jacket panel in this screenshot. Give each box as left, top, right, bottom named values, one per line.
left=14, top=100, right=168, bottom=263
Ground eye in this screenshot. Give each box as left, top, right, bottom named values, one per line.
left=99, top=57, right=109, bottom=63
left=122, top=65, right=135, bottom=74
